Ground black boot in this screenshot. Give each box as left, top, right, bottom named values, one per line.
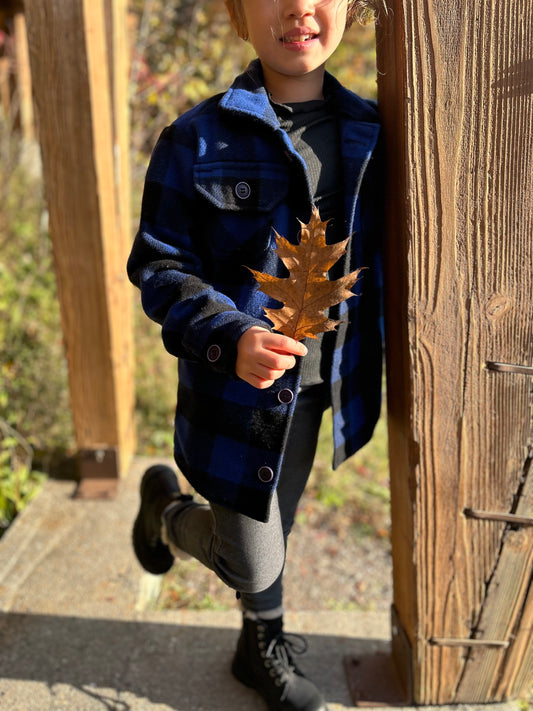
left=132, top=464, right=192, bottom=574
left=231, top=615, right=328, bottom=711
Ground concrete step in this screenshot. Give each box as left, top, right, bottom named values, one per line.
left=0, top=458, right=522, bottom=711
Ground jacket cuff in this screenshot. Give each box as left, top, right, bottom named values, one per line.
left=204, top=316, right=269, bottom=378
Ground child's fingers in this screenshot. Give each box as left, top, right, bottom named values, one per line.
left=237, top=363, right=278, bottom=389
left=254, top=362, right=287, bottom=382
left=235, top=327, right=308, bottom=389
left=237, top=358, right=288, bottom=389
left=249, top=376, right=276, bottom=390
left=265, top=333, right=308, bottom=358
left=258, top=349, right=296, bottom=372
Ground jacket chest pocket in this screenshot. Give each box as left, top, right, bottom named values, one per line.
left=194, top=161, right=289, bottom=267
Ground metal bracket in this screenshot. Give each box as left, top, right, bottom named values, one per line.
left=486, top=361, right=533, bottom=376
left=343, top=607, right=412, bottom=706
left=464, top=507, right=533, bottom=527
left=429, top=637, right=509, bottom=648
left=343, top=651, right=410, bottom=707
left=75, top=446, right=119, bottom=499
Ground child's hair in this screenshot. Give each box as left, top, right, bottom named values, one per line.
left=347, top=0, right=387, bottom=28
left=225, top=0, right=387, bottom=39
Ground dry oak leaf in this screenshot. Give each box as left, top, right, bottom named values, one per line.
left=247, top=206, right=365, bottom=341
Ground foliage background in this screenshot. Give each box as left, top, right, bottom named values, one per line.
left=0, top=0, right=384, bottom=537
left=1, top=11, right=532, bottom=704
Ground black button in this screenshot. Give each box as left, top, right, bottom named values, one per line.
left=257, top=466, right=274, bottom=483
left=277, top=388, right=294, bottom=405
left=235, top=181, right=251, bottom=199
left=207, top=344, right=221, bottom=363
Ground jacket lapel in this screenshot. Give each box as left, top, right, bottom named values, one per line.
left=340, top=118, right=381, bottom=246
left=219, top=59, right=381, bottom=257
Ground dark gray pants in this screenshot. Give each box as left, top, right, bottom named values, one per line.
left=163, top=384, right=327, bottom=613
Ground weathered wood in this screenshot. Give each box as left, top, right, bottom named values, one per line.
left=0, top=3, right=14, bottom=120
left=0, top=1, right=32, bottom=140
left=494, top=572, right=533, bottom=701
left=100, top=0, right=136, bottom=484
left=455, top=458, right=533, bottom=700
left=24, top=0, right=135, bottom=478
left=13, top=10, right=34, bottom=142
left=376, top=0, right=533, bottom=703
left=0, top=57, right=9, bottom=119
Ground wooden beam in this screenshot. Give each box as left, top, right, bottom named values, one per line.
left=24, top=0, right=135, bottom=483
left=0, top=57, right=10, bottom=121
left=376, top=0, right=533, bottom=703
left=13, top=9, right=34, bottom=143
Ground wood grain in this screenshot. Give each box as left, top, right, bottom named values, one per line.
left=13, top=9, right=34, bottom=142
left=24, top=0, right=135, bottom=474
left=377, top=0, right=533, bottom=702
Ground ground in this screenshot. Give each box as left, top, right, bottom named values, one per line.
left=157, top=487, right=393, bottom=614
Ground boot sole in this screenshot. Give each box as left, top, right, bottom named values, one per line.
left=132, top=466, right=178, bottom=575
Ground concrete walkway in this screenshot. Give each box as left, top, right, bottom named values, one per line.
left=0, top=457, right=523, bottom=711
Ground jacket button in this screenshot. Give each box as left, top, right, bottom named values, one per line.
left=207, top=344, right=221, bottom=363
left=235, top=181, right=251, bottom=199
left=277, top=388, right=294, bottom=404
left=257, top=466, right=274, bottom=483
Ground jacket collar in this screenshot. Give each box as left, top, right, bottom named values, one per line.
left=219, top=58, right=380, bottom=127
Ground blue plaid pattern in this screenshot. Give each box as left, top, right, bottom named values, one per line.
left=128, top=60, right=384, bottom=522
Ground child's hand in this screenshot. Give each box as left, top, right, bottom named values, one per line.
left=236, top=326, right=308, bottom=390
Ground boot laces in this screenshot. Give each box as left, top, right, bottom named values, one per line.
left=265, top=632, right=308, bottom=697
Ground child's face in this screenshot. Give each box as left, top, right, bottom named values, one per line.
left=239, top=0, right=348, bottom=101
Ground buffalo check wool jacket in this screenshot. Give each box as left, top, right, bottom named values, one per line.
left=127, top=59, right=384, bottom=522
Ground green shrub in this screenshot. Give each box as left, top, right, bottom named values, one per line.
left=0, top=136, right=74, bottom=455
left=0, top=126, right=73, bottom=532
left=0, top=419, right=46, bottom=536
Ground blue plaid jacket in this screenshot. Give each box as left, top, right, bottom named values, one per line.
left=128, top=60, right=383, bottom=522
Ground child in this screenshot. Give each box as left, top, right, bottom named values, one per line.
left=128, top=0, right=384, bottom=708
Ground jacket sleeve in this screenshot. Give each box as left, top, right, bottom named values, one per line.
left=127, top=123, right=265, bottom=376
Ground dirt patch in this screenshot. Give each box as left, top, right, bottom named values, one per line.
left=158, top=489, right=393, bottom=613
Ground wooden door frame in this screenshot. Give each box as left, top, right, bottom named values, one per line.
left=374, top=0, right=533, bottom=703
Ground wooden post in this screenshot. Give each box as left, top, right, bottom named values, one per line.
left=0, top=2, right=15, bottom=122
left=24, top=0, right=135, bottom=493
left=13, top=7, right=34, bottom=143
left=376, top=0, right=533, bottom=703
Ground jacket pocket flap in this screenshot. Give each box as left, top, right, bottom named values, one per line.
left=194, top=161, right=288, bottom=212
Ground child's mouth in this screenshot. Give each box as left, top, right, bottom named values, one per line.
left=280, top=29, right=318, bottom=45
left=282, top=34, right=315, bottom=42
